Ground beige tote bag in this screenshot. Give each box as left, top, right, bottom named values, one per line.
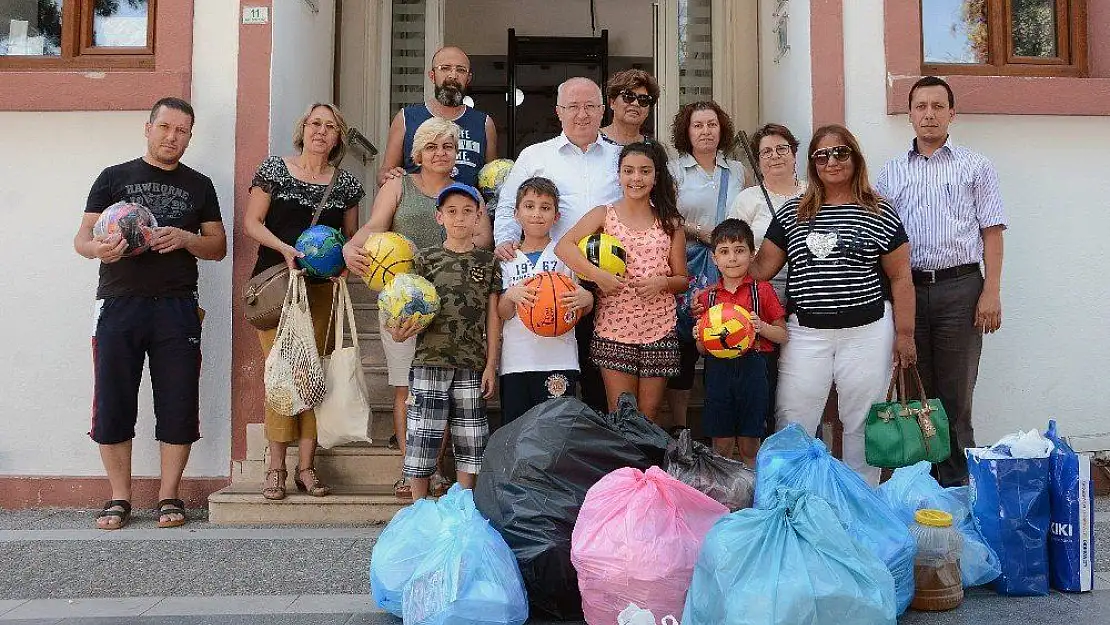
left=264, top=271, right=327, bottom=416
left=315, top=279, right=373, bottom=449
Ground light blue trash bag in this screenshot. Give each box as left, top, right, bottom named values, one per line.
left=683, top=487, right=896, bottom=625
left=877, top=461, right=1002, bottom=587
left=755, top=425, right=917, bottom=614
left=402, top=486, right=529, bottom=625
left=369, top=487, right=462, bottom=615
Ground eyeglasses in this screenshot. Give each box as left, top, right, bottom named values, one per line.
left=305, top=120, right=339, bottom=134
left=557, top=103, right=603, bottom=115
left=759, top=145, right=794, bottom=159
left=434, top=64, right=470, bottom=75
left=811, top=145, right=853, bottom=166
left=618, top=90, right=656, bottom=107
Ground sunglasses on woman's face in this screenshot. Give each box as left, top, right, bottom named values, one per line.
left=811, top=145, right=853, bottom=166
left=619, top=90, right=656, bottom=107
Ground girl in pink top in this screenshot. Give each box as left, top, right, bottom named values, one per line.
left=557, top=141, right=688, bottom=420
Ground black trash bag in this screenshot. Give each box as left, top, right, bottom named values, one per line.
left=474, top=393, right=670, bottom=620
left=665, top=428, right=755, bottom=511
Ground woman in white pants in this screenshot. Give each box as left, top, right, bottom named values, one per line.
left=749, top=124, right=916, bottom=485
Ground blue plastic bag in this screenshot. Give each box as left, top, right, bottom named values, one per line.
left=369, top=497, right=445, bottom=616
left=1045, top=420, right=1096, bottom=592
left=676, top=242, right=719, bottom=341
left=402, top=487, right=529, bottom=625
left=877, top=461, right=1002, bottom=587
left=755, top=425, right=916, bottom=615
left=966, top=446, right=1051, bottom=596
left=683, top=487, right=896, bottom=625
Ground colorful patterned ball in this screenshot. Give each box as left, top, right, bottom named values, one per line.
left=92, top=201, right=158, bottom=256
left=362, top=231, right=416, bottom=291
left=577, top=233, right=627, bottom=279
left=295, top=225, right=347, bottom=278
left=378, top=273, right=440, bottom=331
left=476, top=158, right=515, bottom=201
left=694, top=303, right=756, bottom=359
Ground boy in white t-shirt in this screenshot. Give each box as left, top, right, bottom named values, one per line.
left=497, top=177, right=594, bottom=424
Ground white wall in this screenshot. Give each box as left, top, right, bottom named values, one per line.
left=758, top=0, right=812, bottom=168
left=270, top=0, right=336, bottom=154
left=0, top=1, right=239, bottom=477
left=843, top=0, right=1110, bottom=448
left=445, top=0, right=654, bottom=57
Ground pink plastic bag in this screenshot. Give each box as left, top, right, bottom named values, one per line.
left=571, top=466, right=728, bottom=625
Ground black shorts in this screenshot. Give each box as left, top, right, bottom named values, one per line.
left=667, top=338, right=701, bottom=391
left=701, top=351, right=769, bottom=439
left=499, top=370, right=579, bottom=426
left=91, top=296, right=202, bottom=445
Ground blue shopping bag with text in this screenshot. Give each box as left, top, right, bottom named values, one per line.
left=1045, top=420, right=1096, bottom=592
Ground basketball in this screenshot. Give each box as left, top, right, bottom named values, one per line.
left=477, top=158, right=515, bottom=202
left=576, top=233, right=627, bottom=279
left=93, top=202, right=158, bottom=256
left=362, top=232, right=416, bottom=291
left=295, top=225, right=347, bottom=278
left=377, top=273, right=440, bottom=331
left=517, top=271, right=580, bottom=337
left=694, top=303, right=756, bottom=359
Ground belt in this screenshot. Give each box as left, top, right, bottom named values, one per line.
left=912, top=263, right=980, bottom=286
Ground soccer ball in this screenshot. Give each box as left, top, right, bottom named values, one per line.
left=93, top=202, right=158, bottom=256
left=362, top=232, right=416, bottom=291
left=378, top=273, right=440, bottom=331
left=477, top=158, right=515, bottom=202
left=694, top=303, right=756, bottom=358
left=295, top=225, right=347, bottom=278
left=577, top=233, right=627, bottom=279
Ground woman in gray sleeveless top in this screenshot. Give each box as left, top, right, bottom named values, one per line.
left=342, top=116, right=491, bottom=498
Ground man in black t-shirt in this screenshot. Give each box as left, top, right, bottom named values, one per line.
left=73, top=97, right=226, bottom=530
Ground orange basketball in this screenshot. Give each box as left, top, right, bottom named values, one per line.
left=517, top=271, right=580, bottom=337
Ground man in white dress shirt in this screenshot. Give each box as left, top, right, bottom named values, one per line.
left=494, top=77, right=622, bottom=412
left=876, top=76, right=1007, bottom=487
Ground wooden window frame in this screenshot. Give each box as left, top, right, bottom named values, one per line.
left=921, top=0, right=1087, bottom=78
left=0, top=0, right=157, bottom=71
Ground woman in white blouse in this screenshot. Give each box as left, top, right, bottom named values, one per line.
left=730, top=123, right=807, bottom=302
left=666, top=101, right=746, bottom=432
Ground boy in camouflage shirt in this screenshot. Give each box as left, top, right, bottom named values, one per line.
left=388, top=182, right=501, bottom=500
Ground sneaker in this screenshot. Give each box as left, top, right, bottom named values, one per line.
left=388, top=434, right=399, bottom=450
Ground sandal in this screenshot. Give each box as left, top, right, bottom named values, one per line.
left=394, top=477, right=412, bottom=500
left=388, top=434, right=400, bottom=450
left=294, top=466, right=331, bottom=497
left=96, top=499, right=131, bottom=530
left=263, top=468, right=288, bottom=500
left=431, top=472, right=452, bottom=497
left=156, top=498, right=188, bottom=528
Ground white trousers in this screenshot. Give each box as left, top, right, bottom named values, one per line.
left=775, top=304, right=894, bottom=486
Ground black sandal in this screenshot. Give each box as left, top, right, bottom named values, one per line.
left=96, top=499, right=131, bottom=530
left=156, top=498, right=188, bottom=528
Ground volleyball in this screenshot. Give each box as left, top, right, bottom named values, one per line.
left=517, top=271, right=580, bottom=337
left=477, top=158, right=515, bottom=201
left=576, top=233, right=627, bottom=279
left=377, top=273, right=440, bottom=332
left=362, top=232, right=416, bottom=291
left=694, top=303, right=756, bottom=359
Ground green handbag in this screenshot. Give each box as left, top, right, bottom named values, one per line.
left=864, top=366, right=951, bottom=468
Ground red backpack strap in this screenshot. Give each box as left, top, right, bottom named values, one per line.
left=749, top=280, right=760, bottom=317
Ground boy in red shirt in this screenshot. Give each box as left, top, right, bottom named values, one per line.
left=696, top=218, right=788, bottom=466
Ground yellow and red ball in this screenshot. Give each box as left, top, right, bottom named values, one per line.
left=694, top=303, right=756, bottom=358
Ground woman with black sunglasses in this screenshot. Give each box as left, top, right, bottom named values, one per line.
left=749, top=124, right=916, bottom=486
left=600, top=69, right=659, bottom=146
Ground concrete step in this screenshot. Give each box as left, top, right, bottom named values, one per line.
left=357, top=332, right=387, bottom=364
left=235, top=444, right=404, bottom=487
left=208, top=483, right=405, bottom=524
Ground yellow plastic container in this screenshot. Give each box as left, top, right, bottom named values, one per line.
left=910, top=509, right=964, bottom=611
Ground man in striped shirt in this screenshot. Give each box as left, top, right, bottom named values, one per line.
left=876, top=76, right=1007, bottom=487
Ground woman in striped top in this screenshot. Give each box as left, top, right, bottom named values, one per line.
left=749, top=124, right=916, bottom=485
